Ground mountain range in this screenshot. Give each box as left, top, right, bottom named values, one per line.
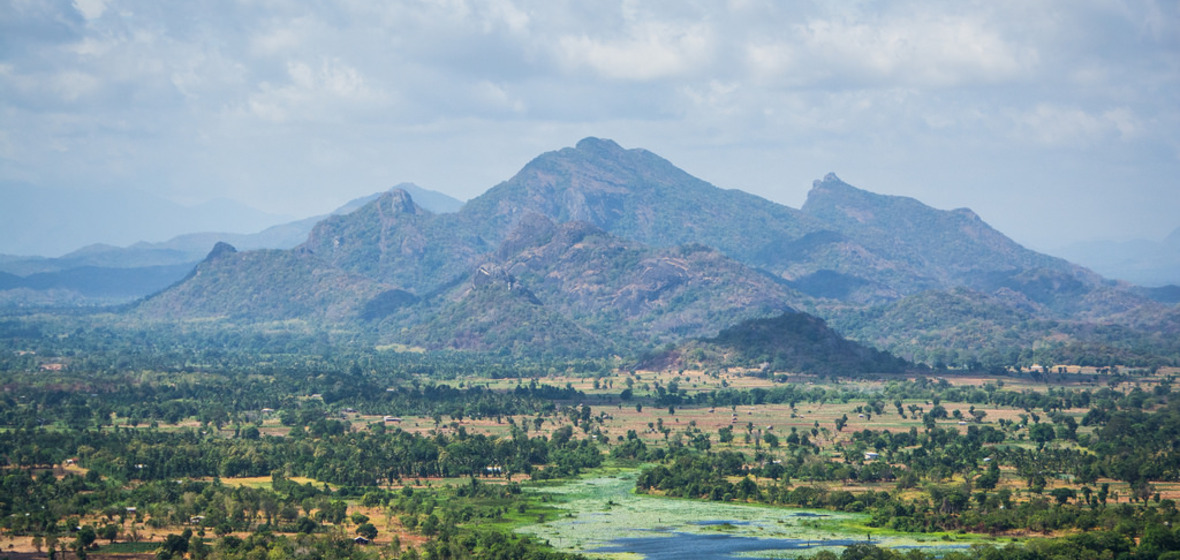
left=130, top=138, right=1180, bottom=368
left=0, top=182, right=293, bottom=257
left=0, top=184, right=463, bottom=306
left=1053, top=228, right=1180, bottom=288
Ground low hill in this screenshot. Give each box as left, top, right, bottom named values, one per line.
left=135, top=243, right=391, bottom=323
left=649, top=312, right=910, bottom=375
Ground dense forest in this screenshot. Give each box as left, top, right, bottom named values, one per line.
left=2, top=315, right=1180, bottom=559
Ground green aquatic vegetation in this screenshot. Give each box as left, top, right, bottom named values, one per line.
left=517, top=471, right=1006, bottom=558
left=521, top=472, right=848, bottom=549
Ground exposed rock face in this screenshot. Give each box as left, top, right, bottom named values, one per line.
left=383, top=189, right=421, bottom=216
left=135, top=138, right=1173, bottom=362
left=205, top=241, right=238, bottom=260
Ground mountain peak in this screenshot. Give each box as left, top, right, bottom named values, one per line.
left=815, top=172, right=844, bottom=187
left=808, top=173, right=864, bottom=196
left=574, top=137, right=626, bottom=156
left=61, top=243, right=122, bottom=258
left=205, top=241, right=237, bottom=260
left=803, top=174, right=883, bottom=218
left=801, top=175, right=1075, bottom=290
left=391, top=183, right=465, bottom=213
left=952, top=207, right=983, bottom=222
left=329, top=183, right=463, bottom=216
left=383, top=188, right=421, bottom=215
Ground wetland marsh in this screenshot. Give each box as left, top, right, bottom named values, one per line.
left=518, top=471, right=982, bottom=559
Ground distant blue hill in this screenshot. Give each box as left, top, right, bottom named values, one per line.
left=1052, top=226, right=1180, bottom=287
left=0, top=183, right=463, bottom=305
left=0, top=182, right=293, bottom=258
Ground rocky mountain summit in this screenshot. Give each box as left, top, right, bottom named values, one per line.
left=135, top=138, right=1178, bottom=367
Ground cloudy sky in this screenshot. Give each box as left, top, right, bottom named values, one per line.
left=3, top=0, right=1178, bottom=252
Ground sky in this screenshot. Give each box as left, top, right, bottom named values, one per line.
left=2, top=0, right=1179, bottom=253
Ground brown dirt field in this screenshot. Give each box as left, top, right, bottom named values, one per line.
left=0, top=552, right=153, bottom=560
left=194, top=475, right=324, bottom=489
left=0, top=508, right=428, bottom=556
left=0, top=532, right=161, bottom=557
left=328, top=372, right=1114, bottom=467
left=351, top=505, right=428, bottom=550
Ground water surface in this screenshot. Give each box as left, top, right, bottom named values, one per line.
left=518, top=472, right=974, bottom=559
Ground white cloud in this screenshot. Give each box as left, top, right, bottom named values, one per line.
left=251, top=24, right=305, bottom=56
left=473, top=81, right=526, bottom=113
left=52, top=70, right=101, bottom=101
left=680, top=80, right=740, bottom=114
left=71, top=36, right=114, bottom=57
left=72, top=0, right=107, bottom=20
left=245, top=57, right=388, bottom=123
left=1, top=0, right=1177, bottom=249
left=557, top=21, right=715, bottom=81
left=484, top=0, right=531, bottom=34
left=170, top=49, right=249, bottom=101
left=1014, top=104, right=1144, bottom=147
left=747, top=13, right=1036, bottom=88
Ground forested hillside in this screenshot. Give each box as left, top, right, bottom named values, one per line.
left=126, top=138, right=1180, bottom=367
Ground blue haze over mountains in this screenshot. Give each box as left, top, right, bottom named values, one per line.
left=0, top=139, right=1174, bottom=320
left=1054, top=229, right=1180, bottom=288
left=0, top=182, right=292, bottom=258
left=0, top=183, right=463, bottom=305
left=105, top=138, right=1179, bottom=364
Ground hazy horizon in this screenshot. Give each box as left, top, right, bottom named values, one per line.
left=3, top=1, right=1178, bottom=253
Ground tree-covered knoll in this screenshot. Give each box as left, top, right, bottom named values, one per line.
left=659, top=312, right=910, bottom=375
